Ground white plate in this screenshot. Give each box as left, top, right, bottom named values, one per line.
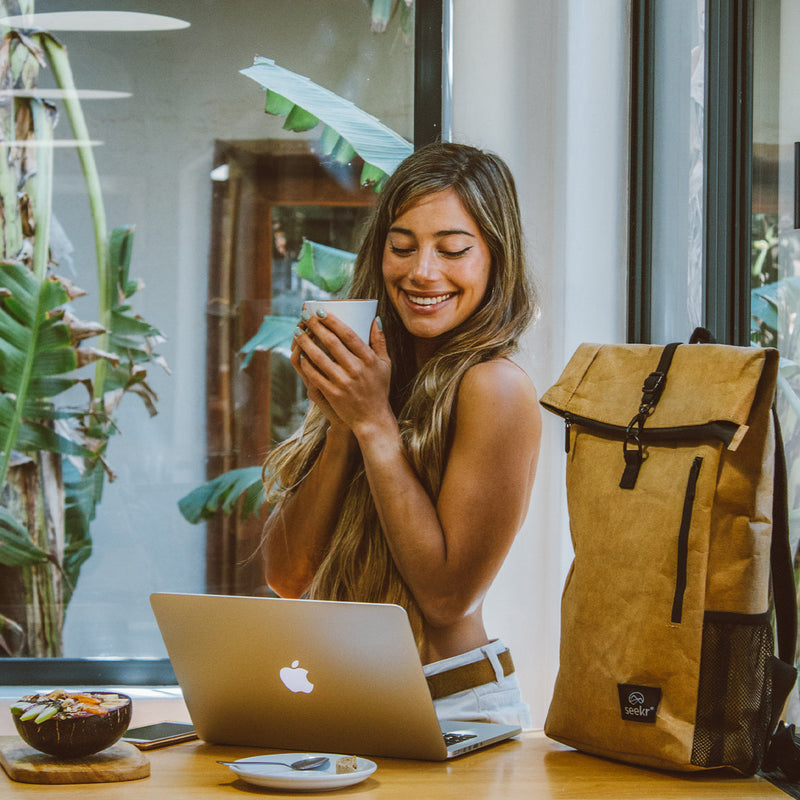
left=226, top=753, right=377, bottom=792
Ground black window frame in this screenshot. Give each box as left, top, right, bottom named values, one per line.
left=1, top=0, right=450, bottom=688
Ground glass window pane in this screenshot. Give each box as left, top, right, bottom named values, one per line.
left=751, top=0, right=800, bottom=724
left=649, top=0, right=705, bottom=343
left=0, top=0, right=415, bottom=663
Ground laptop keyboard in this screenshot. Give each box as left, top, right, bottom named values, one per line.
left=443, top=732, right=478, bottom=746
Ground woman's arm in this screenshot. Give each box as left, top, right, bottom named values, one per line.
left=294, top=310, right=541, bottom=628
left=261, top=315, right=367, bottom=598
left=262, top=426, right=359, bottom=597
left=355, top=359, right=541, bottom=628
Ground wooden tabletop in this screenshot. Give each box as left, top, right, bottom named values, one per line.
left=0, top=696, right=787, bottom=798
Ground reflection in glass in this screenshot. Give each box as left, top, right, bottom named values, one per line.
left=0, top=0, right=414, bottom=665
left=649, top=0, right=705, bottom=343
left=751, top=0, right=800, bottom=726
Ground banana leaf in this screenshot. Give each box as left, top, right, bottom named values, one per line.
left=751, top=287, right=777, bottom=334
left=79, top=227, right=165, bottom=426
left=178, top=466, right=266, bottom=523
left=105, top=227, right=164, bottom=364
left=362, top=0, right=414, bottom=38
left=752, top=276, right=800, bottom=334
left=241, top=57, right=412, bottom=188
left=0, top=505, right=50, bottom=568
left=61, top=458, right=100, bottom=605
left=366, top=0, right=394, bottom=31
left=0, top=262, right=94, bottom=487
left=239, top=316, right=297, bottom=369
left=239, top=239, right=357, bottom=368
left=293, top=239, right=355, bottom=294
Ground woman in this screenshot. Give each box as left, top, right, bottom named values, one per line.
left=261, top=142, right=541, bottom=727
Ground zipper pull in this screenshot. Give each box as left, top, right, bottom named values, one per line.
left=564, top=415, right=572, bottom=453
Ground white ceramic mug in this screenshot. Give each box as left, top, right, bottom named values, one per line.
left=304, top=299, right=378, bottom=345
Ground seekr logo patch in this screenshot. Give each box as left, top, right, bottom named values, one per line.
left=617, top=683, right=661, bottom=723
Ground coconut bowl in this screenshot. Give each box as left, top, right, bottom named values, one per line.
left=11, top=691, right=132, bottom=758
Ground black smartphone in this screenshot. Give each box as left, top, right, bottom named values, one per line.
left=122, top=721, right=197, bottom=750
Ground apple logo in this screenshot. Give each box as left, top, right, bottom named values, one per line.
left=279, top=660, right=314, bottom=694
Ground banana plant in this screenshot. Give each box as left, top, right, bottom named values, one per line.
left=181, top=52, right=407, bottom=525
left=0, top=5, right=165, bottom=654
left=364, top=0, right=414, bottom=36
left=179, top=239, right=356, bottom=522
left=240, top=239, right=356, bottom=368
left=241, top=57, right=412, bottom=191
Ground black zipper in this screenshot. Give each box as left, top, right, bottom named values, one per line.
left=671, top=456, right=703, bottom=624
left=551, top=408, right=739, bottom=454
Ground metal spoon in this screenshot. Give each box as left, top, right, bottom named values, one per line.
left=218, top=755, right=330, bottom=771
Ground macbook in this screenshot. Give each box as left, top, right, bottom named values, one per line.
left=150, top=592, right=521, bottom=760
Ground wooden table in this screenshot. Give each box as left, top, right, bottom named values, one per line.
left=0, top=696, right=787, bottom=798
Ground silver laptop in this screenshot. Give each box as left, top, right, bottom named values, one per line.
left=150, top=592, right=521, bottom=760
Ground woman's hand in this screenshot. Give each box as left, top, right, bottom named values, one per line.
left=290, top=307, right=393, bottom=434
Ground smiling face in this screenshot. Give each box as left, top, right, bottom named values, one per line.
left=382, top=188, right=492, bottom=364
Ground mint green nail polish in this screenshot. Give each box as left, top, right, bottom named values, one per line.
left=315, top=307, right=327, bottom=318
left=376, top=316, right=383, bottom=332
left=294, top=327, right=303, bottom=337
left=301, top=310, right=311, bottom=322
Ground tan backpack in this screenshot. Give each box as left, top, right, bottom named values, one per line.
left=540, top=331, right=797, bottom=775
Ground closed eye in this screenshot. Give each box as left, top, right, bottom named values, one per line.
left=389, top=244, right=415, bottom=256
left=441, top=247, right=472, bottom=258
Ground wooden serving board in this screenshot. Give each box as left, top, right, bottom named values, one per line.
left=0, top=736, right=149, bottom=784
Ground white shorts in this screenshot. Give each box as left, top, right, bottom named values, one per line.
left=423, top=639, right=532, bottom=729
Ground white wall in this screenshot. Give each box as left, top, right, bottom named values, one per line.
left=451, top=0, right=629, bottom=726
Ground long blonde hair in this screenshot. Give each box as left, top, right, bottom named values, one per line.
left=263, top=143, right=538, bottom=644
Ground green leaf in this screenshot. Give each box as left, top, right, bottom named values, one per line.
left=320, top=124, right=341, bottom=155
left=399, top=0, right=414, bottom=40
left=239, top=316, right=297, bottom=368
left=241, top=57, right=412, bottom=181
left=292, top=239, right=356, bottom=294
left=283, top=103, right=319, bottom=132
left=751, top=287, right=777, bottom=329
left=109, top=309, right=160, bottom=338
left=366, top=0, right=395, bottom=32
left=0, top=263, right=84, bottom=485
left=0, top=397, right=92, bottom=458
left=0, top=506, right=50, bottom=568
left=62, top=459, right=102, bottom=605
left=178, top=467, right=267, bottom=524
left=360, top=162, right=389, bottom=191
left=108, top=226, right=134, bottom=297
left=96, top=227, right=165, bottom=419
left=265, top=90, right=294, bottom=116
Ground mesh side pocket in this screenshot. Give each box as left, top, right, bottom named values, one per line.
left=691, top=613, right=774, bottom=775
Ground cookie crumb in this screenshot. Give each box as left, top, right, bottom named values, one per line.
left=336, top=755, right=358, bottom=773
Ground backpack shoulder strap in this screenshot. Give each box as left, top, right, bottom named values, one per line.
left=771, top=407, right=797, bottom=665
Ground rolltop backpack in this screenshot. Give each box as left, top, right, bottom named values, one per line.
left=540, top=330, right=798, bottom=775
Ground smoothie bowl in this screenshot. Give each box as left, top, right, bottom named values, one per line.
left=11, top=689, right=132, bottom=758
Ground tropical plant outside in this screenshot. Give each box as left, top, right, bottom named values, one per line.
left=178, top=238, right=357, bottom=525
left=1, top=0, right=414, bottom=656
left=750, top=212, right=800, bottom=707
left=178, top=54, right=412, bottom=526
left=0, top=1, right=166, bottom=656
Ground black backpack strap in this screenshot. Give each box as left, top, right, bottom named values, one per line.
left=762, top=398, right=800, bottom=779
left=620, top=341, right=680, bottom=490
left=771, top=407, right=797, bottom=665
left=689, top=326, right=715, bottom=344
